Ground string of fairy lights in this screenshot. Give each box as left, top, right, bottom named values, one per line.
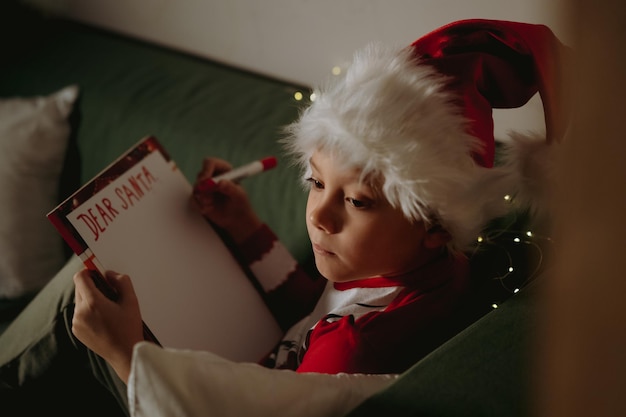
left=476, top=228, right=550, bottom=308
left=473, top=194, right=553, bottom=309
left=292, top=66, right=344, bottom=102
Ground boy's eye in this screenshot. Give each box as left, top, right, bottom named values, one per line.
left=347, top=198, right=369, bottom=209
left=305, top=177, right=323, bottom=189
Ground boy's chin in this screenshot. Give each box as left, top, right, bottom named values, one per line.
left=315, top=265, right=359, bottom=283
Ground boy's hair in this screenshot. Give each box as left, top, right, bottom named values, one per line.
left=283, top=19, right=570, bottom=252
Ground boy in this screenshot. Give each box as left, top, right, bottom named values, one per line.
left=73, top=19, right=569, bottom=384
left=5, top=18, right=570, bottom=417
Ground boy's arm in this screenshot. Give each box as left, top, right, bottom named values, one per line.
left=127, top=341, right=396, bottom=417
left=236, top=224, right=326, bottom=331
left=193, top=156, right=325, bottom=329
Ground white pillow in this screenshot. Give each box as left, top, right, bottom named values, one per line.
left=0, top=85, right=80, bottom=298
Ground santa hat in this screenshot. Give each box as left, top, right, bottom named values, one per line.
left=283, top=19, right=570, bottom=252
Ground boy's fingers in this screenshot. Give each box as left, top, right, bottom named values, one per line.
left=198, top=158, right=232, bottom=180
left=105, top=271, right=128, bottom=288
left=104, top=271, right=136, bottom=301
left=74, top=269, right=96, bottom=295
left=74, top=280, right=82, bottom=304
left=73, top=269, right=110, bottom=307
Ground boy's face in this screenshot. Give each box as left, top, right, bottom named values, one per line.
left=305, top=150, right=444, bottom=283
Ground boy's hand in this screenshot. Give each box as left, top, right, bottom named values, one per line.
left=193, top=157, right=262, bottom=244
left=72, top=269, right=145, bottom=384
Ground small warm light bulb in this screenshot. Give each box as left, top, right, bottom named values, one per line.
left=513, top=237, right=521, bottom=243
left=504, top=194, right=512, bottom=201
left=508, top=266, right=514, bottom=273
left=492, top=303, right=499, bottom=309
left=294, top=91, right=303, bottom=101
left=477, top=236, right=484, bottom=243
left=526, top=231, right=533, bottom=237
left=513, top=288, right=520, bottom=293
left=310, top=92, right=317, bottom=102
left=331, top=66, right=342, bottom=75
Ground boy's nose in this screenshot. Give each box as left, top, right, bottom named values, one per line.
left=308, top=200, right=340, bottom=234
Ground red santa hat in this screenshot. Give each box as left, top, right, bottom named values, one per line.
left=283, top=19, right=570, bottom=251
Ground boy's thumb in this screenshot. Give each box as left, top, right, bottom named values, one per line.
left=104, top=271, right=135, bottom=297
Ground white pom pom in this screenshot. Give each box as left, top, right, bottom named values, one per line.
left=500, top=132, right=559, bottom=219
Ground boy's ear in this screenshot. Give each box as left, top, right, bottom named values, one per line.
left=424, top=224, right=452, bottom=249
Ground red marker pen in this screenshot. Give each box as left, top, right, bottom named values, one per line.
left=194, top=156, right=277, bottom=194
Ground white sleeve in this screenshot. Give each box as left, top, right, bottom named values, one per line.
left=127, top=342, right=397, bottom=417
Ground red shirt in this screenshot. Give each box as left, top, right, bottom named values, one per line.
left=237, top=224, right=470, bottom=374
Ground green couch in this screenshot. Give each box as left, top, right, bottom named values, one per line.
left=0, top=3, right=546, bottom=416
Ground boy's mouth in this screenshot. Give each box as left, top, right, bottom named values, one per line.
left=312, top=243, right=335, bottom=256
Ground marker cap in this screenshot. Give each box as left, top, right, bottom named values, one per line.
left=261, top=156, right=277, bottom=171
